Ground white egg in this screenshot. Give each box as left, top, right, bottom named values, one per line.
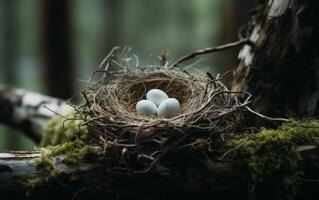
left=146, top=89, right=169, bottom=106
left=136, top=100, right=157, bottom=116
left=157, top=98, right=181, bottom=118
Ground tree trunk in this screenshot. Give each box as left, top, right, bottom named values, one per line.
left=40, top=0, right=74, bottom=99
left=101, top=0, right=122, bottom=81
left=232, top=0, right=319, bottom=118
left=2, top=0, right=21, bottom=149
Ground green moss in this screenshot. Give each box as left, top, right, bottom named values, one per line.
left=41, top=109, right=87, bottom=146
left=27, top=148, right=62, bottom=188
left=25, top=108, right=94, bottom=190
left=45, top=140, right=93, bottom=164
left=22, top=107, right=98, bottom=196
left=233, top=120, right=319, bottom=199
left=25, top=140, right=95, bottom=190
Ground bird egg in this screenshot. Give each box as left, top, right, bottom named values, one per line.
left=136, top=100, right=157, bottom=116
left=157, top=98, right=180, bottom=118
left=146, top=89, right=169, bottom=106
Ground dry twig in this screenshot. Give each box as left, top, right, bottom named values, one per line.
left=171, top=39, right=253, bottom=67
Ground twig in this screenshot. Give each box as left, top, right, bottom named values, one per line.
left=87, top=47, right=120, bottom=82
left=220, top=69, right=233, bottom=79
left=87, top=70, right=109, bottom=83
left=158, top=51, right=168, bottom=66
left=81, top=92, right=91, bottom=107
left=219, top=143, right=244, bottom=161
left=171, top=39, right=253, bottom=67
left=98, top=47, right=120, bottom=69
left=245, top=106, right=290, bottom=122
left=203, top=78, right=223, bottom=98
left=43, top=105, right=66, bottom=119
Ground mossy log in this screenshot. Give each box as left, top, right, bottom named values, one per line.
left=1, top=118, right=319, bottom=200
left=0, top=144, right=318, bottom=200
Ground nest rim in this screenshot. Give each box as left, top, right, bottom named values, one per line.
left=78, top=68, right=245, bottom=139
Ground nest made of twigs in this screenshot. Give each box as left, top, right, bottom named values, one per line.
left=76, top=66, right=250, bottom=173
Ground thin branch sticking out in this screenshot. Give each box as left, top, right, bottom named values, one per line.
left=245, top=106, right=290, bottom=122
left=171, top=39, right=253, bottom=67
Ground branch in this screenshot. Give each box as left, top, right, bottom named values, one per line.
left=171, top=39, right=252, bottom=67
left=0, top=85, right=71, bottom=143
left=245, top=106, right=290, bottom=122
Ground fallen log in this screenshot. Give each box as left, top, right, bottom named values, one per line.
left=0, top=85, right=71, bottom=142
left=0, top=143, right=317, bottom=199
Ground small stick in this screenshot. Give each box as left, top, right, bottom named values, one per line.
left=87, top=70, right=110, bottom=83
left=220, top=69, right=233, bottom=79
left=245, top=106, right=290, bottom=122
left=171, top=39, right=252, bottom=67
left=81, top=92, right=91, bottom=107
left=219, top=143, right=244, bottom=161
left=43, top=105, right=66, bottom=119
left=98, top=46, right=120, bottom=69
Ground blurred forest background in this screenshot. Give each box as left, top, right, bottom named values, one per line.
left=0, top=0, right=256, bottom=150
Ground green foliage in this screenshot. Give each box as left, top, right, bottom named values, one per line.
left=41, top=110, right=87, bottom=146
left=233, top=120, right=319, bottom=200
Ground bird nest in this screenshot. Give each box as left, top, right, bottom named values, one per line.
left=76, top=66, right=250, bottom=173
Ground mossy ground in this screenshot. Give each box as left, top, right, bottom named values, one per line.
left=233, top=120, right=319, bottom=199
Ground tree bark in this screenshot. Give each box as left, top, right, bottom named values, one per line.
left=232, top=0, right=319, bottom=118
